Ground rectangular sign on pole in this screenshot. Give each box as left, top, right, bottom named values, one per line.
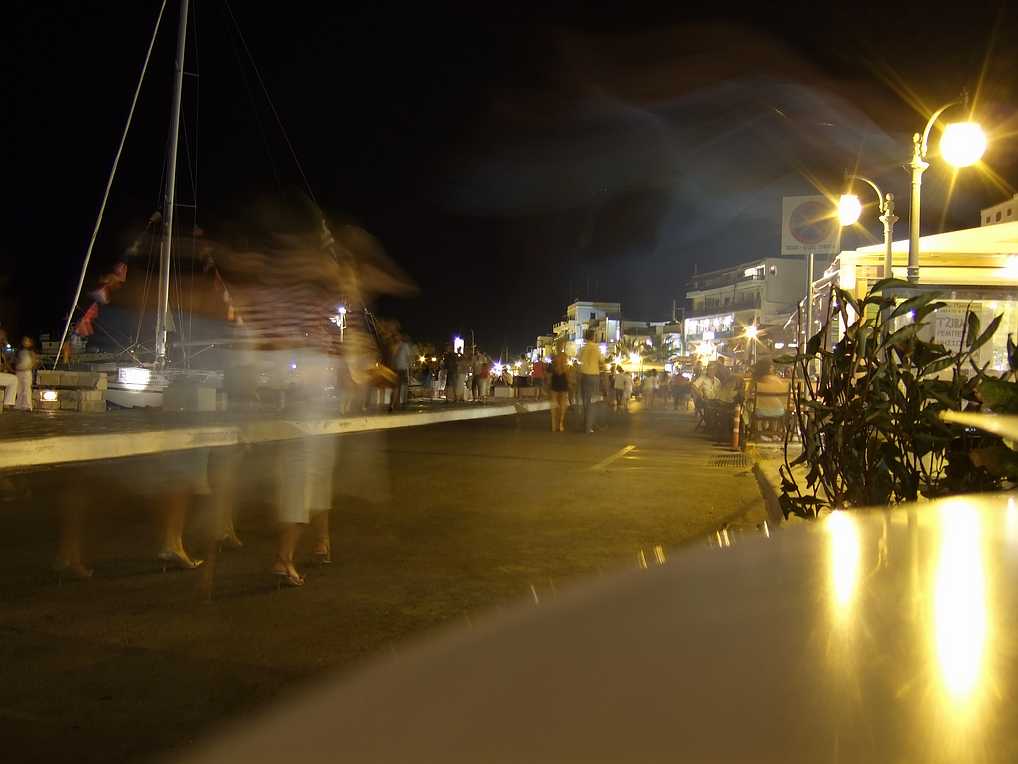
left=781, top=195, right=838, bottom=256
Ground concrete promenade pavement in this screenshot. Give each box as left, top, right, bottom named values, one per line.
left=0, top=404, right=765, bottom=762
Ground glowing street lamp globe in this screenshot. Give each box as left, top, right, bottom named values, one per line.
left=744, top=324, right=759, bottom=340
left=838, top=193, right=863, bottom=226
left=940, top=122, right=987, bottom=168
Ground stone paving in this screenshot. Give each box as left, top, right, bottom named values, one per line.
left=0, top=406, right=765, bottom=762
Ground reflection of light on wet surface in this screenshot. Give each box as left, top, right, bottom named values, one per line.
left=934, top=503, right=987, bottom=701
left=826, top=511, right=860, bottom=618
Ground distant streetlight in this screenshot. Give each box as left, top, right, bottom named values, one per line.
left=907, top=97, right=986, bottom=283
left=840, top=175, right=898, bottom=280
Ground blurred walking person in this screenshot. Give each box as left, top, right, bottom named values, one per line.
left=15, top=337, right=38, bottom=411
left=548, top=348, right=570, bottom=432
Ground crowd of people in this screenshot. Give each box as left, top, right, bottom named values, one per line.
left=505, top=331, right=702, bottom=433
left=689, top=358, right=791, bottom=439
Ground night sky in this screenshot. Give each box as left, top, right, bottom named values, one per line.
left=7, top=1, right=1017, bottom=356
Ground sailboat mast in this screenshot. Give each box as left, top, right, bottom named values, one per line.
left=154, top=0, right=189, bottom=366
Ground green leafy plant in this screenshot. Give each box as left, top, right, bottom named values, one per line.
left=775, top=278, right=1016, bottom=519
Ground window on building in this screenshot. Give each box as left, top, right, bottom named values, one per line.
left=987, top=216, right=992, bottom=224
left=1008, top=208, right=1013, bottom=217
left=769, top=265, right=777, bottom=275
left=590, top=312, right=596, bottom=320
left=996, top=211, right=1002, bottom=222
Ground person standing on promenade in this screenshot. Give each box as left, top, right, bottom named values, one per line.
left=549, top=347, right=570, bottom=431
left=390, top=333, right=414, bottom=412
left=444, top=345, right=462, bottom=403
left=578, top=332, right=602, bottom=433
left=14, top=336, right=38, bottom=411
left=672, top=372, right=691, bottom=411
left=566, top=359, right=578, bottom=407
left=613, top=364, right=627, bottom=412
left=470, top=349, right=488, bottom=403
left=432, top=360, right=444, bottom=399
left=531, top=354, right=547, bottom=400
left=645, top=369, right=658, bottom=409
left=477, top=352, right=492, bottom=402
left=0, top=327, right=18, bottom=409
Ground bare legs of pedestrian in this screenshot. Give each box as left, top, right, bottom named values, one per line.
left=208, top=446, right=243, bottom=549
left=549, top=391, right=567, bottom=432
left=273, top=523, right=305, bottom=586
left=310, top=509, right=331, bottom=563
left=55, top=491, right=91, bottom=580
left=158, top=489, right=203, bottom=570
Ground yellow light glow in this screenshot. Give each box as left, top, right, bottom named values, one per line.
left=41, top=389, right=58, bottom=402
left=838, top=193, right=863, bottom=226
left=934, top=502, right=988, bottom=701
left=744, top=324, right=759, bottom=340
left=940, top=122, right=987, bottom=168
left=628, top=352, right=640, bottom=365
left=826, top=511, right=861, bottom=618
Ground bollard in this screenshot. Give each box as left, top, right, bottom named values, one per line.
left=731, top=403, right=742, bottom=450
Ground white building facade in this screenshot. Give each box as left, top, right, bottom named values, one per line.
left=684, top=257, right=809, bottom=360
left=981, top=194, right=1017, bottom=227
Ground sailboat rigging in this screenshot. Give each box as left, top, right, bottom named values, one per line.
left=52, top=0, right=403, bottom=409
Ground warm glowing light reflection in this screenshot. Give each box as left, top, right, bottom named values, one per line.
left=940, top=122, right=987, bottom=168
left=1007, top=496, right=1018, bottom=543
left=826, top=511, right=861, bottom=617
left=838, top=193, right=863, bottom=226
left=934, top=503, right=987, bottom=700
left=41, top=389, right=59, bottom=402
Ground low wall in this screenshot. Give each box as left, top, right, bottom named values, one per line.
left=0, top=401, right=551, bottom=471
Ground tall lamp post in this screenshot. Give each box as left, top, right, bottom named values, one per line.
left=839, top=176, right=897, bottom=279
left=905, top=96, right=987, bottom=283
